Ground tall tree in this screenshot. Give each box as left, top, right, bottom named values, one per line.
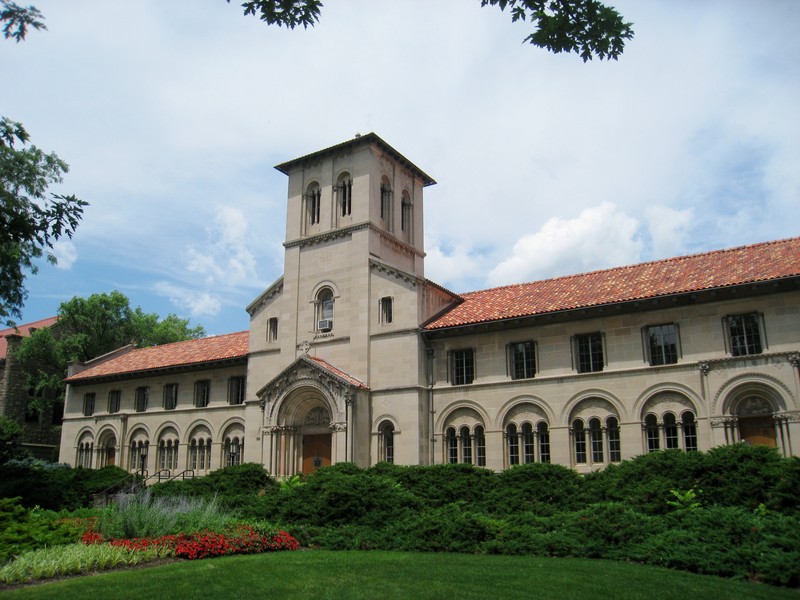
left=14, top=291, right=206, bottom=415
left=230, top=0, right=634, bottom=61
left=1, top=1, right=87, bottom=326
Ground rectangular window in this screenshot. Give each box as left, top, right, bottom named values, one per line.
left=573, top=333, right=605, bottom=373
left=450, top=349, right=475, bottom=385
left=724, top=313, right=764, bottom=356
left=82, top=393, right=95, bottom=416
left=608, top=428, right=621, bottom=463
left=194, top=380, right=210, bottom=408
left=228, top=376, right=246, bottom=405
left=644, top=323, right=680, bottom=366
left=135, top=387, right=149, bottom=413
left=267, top=317, right=278, bottom=342
left=108, top=390, right=121, bottom=413
left=379, top=297, right=393, bottom=325
left=508, top=341, right=536, bottom=379
left=163, top=384, right=178, bottom=410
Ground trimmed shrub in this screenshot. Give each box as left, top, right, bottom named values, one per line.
left=487, top=462, right=584, bottom=515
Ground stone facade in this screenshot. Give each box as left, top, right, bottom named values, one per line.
left=58, top=134, right=800, bottom=477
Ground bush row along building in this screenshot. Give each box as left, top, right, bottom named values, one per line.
left=56, top=134, right=800, bottom=477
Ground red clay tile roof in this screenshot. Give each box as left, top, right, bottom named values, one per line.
left=306, top=356, right=369, bottom=390
left=424, top=237, right=800, bottom=330
left=0, top=316, right=58, bottom=359
left=66, top=331, right=249, bottom=382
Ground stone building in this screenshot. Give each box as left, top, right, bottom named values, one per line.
left=58, top=134, right=800, bottom=477
left=0, top=317, right=62, bottom=459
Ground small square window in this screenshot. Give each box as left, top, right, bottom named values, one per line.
left=108, top=390, right=121, bottom=413
left=508, top=341, right=536, bottom=379
left=135, top=387, right=149, bottom=412
left=194, top=380, right=210, bottom=408
left=267, top=317, right=278, bottom=342
left=724, top=313, right=764, bottom=356
left=573, top=333, right=604, bottom=373
left=163, top=384, right=178, bottom=410
left=644, top=324, right=680, bottom=366
left=379, top=297, right=393, bottom=325
left=83, top=393, right=96, bottom=417
left=228, top=376, right=246, bottom=405
left=450, top=349, right=475, bottom=385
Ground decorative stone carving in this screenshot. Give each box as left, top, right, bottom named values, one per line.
left=735, top=397, right=773, bottom=416
left=304, top=407, right=331, bottom=427
left=698, top=362, right=710, bottom=375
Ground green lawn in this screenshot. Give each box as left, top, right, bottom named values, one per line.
left=2, top=551, right=795, bottom=600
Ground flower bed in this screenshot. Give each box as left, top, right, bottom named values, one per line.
left=82, top=525, right=299, bottom=560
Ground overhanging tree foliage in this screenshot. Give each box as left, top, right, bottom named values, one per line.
left=14, top=291, right=206, bottom=415
left=229, top=0, right=634, bottom=61
left=1, top=1, right=87, bottom=326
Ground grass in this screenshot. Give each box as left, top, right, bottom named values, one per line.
left=2, top=551, right=795, bottom=599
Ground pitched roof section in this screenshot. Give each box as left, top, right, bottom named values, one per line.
left=274, top=132, right=436, bottom=187
left=0, top=316, right=58, bottom=359
left=425, top=237, right=800, bottom=330
left=66, top=331, right=249, bottom=382
left=306, top=356, right=369, bottom=390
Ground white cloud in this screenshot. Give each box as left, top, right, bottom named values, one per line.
left=51, top=240, right=78, bottom=269
left=424, top=236, right=483, bottom=293
left=153, top=282, right=221, bottom=318
left=488, top=203, right=643, bottom=287
left=186, top=206, right=259, bottom=289
left=645, top=205, right=695, bottom=258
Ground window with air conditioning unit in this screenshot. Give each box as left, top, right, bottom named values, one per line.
left=315, top=287, right=334, bottom=332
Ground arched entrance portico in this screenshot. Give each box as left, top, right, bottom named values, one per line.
left=258, top=355, right=367, bottom=477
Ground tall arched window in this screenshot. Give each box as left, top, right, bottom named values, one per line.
left=378, top=421, right=395, bottom=464
left=400, top=190, right=412, bottom=243
left=474, top=426, right=486, bottom=467
left=573, top=420, right=587, bottom=464
left=224, top=436, right=243, bottom=466
left=446, top=427, right=458, bottom=464
left=606, top=417, right=621, bottom=462
left=645, top=414, right=660, bottom=452
left=129, top=438, right=149, bottom=473
left=306, top=182, right=321, bottom=226
left=77, top=434, right=94, bottom=469
left=589, top=418, right=604, bottom=463
left=682, top=412, right=698, bottom=452
left=157, top=428, right=179, bottom=472
left=316, top=287, right=334, bottom=332
left=337, top=172, right=352, bottom=217
left=460, top=426, right=472, bottom=464
left=537, top=422, right=550, bottom=463
left=506, top=423, right=519, bottom=465
left=663, top=413, right=679, bottom=449
left=521, top=423, right=534, bottom=463
left=189, top=428, right=212, bottom=473
left=380, top=177, right=393, bottom=232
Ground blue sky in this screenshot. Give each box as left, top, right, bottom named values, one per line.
left=4, top=0, right=799, bottom=336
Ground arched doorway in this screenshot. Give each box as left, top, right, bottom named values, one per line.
left=301, top=406, right=332, bottom=473
left=97, top=430, right=117, bottom=467
left=735, top=397, right=776, bottom=447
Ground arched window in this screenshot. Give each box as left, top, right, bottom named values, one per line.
left=537, top=422, right=550, bottom=463
left=400, top=190, right=412, bottom=243
left=474, top=426, right=486, bottom=467
left=645, top=414, right=660, bottom=452
left=589, top=418, right=604, bottom=463
left=606, top=417, right=621, bottom=462
left=306, top=182, right=321, bottom=226
left=77, top=434, right=94, bottom=469
left=380, top=177, right=393, bottom=232
left=224, top=436, right=243, bottom=466
left=573, top=420, right=587, bottom=464
left=337, top=172, right=352, bottom=217
left=506, top=423, right=519, bottom=466
left=129, top=438, right=149, bottom=474
left=378, top=421, right=395, bottom=464
left=460, top=426, right=472, bottom=464
left=189, top=428, right=212, bottom=473
left=315, top=287, right=334, bottom=332
left=521, top=423, right=534, bottom=464
left=446, top=427, right=458, bottom=464
left=682, top=412, right=698, bottom=452
left=157, top=428, right=179, bottom=472
left=663, top=413, right=679, bottom=449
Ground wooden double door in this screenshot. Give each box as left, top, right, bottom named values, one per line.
left=302, top=434, right=332, bottom=474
